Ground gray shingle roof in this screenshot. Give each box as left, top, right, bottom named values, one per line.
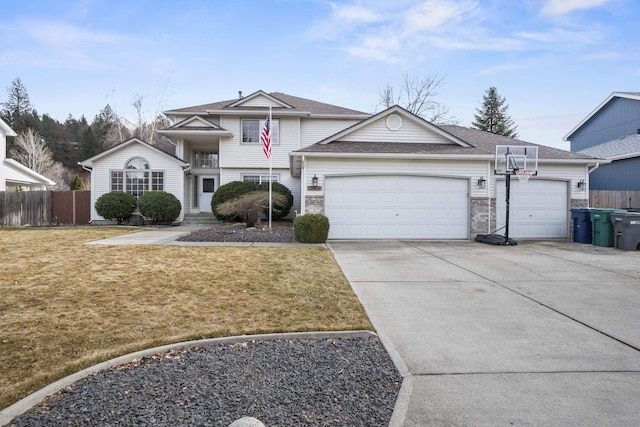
left=578, top=133, right=640, bottom=159
left=165, top=91, right=368, bottom=116
left=296, top=124, right=596, bottom=160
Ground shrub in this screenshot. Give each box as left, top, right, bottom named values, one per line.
left=70, top=175, right=85, bottom=191
left=211, top=181, right=258, bottom=221
left=257, top=182, right=294, bottom=220
left=294, top=213, right=330, bottom=243
left=95, top=192, right=137, bottom=224
left=215, top=191, right=288, bottom=227
left=138, top=191, right=182, bottom=224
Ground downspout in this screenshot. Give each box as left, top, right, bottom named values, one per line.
left=588, top=162, right=600, bottom=174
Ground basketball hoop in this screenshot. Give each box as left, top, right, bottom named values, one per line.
left=515, top=169, right=534, bottom=183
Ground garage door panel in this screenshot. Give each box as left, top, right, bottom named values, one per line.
left=496, top=179, right=568, bottom=239
left=325, top=176, right=469, bottom=239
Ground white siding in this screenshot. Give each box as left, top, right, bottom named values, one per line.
left=340, top=116, right=457, bottom=144
left=89, top=144, right=185, bottom=221
left=238, top=95, right=286, bottom=108
left=0, top=131, right=6, bottom=189
left=490, top=163, right=589, bottom=200
left=219, top=116, right=297, bottom=169
left=305, top=158, right=489, bottom=198
left=300, top=119, right=361, bottom=147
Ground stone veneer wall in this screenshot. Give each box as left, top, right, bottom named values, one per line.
left=305, top=195, right=324, bottom=214
left=471, top=197, right=490, bottom=236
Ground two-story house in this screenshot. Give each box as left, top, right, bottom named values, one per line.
left=564, top=92, right=640, bottom=191
left=0, top=117, right=56, bottom=191
left=80, top=90, right=596, bottom=240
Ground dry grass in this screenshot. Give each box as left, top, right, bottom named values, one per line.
left=0, top=227, right=372, bottom=410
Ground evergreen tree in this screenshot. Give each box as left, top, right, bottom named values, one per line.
left=472, top=87, right=518, bottom=138
left=1, top=77, right=34, bottom=132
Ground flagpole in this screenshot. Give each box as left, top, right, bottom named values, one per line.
left=268, top=107, right=272, bottom=229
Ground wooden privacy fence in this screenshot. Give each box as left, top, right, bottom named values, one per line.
left=590, top=190, right=640, bottom=209
left=0, top=191, right=90, bottom=226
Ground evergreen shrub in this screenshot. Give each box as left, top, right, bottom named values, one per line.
left=294, top=213, right=330, bottom=243
left=257, top=182, right=293, bottom=220
left=211, top=181, right=258, bottom=220
left=138, top=191, right=182, bottom=224
left=95, top=192, right=137, bottom=224
left=212, top=181, right=294, bottom=221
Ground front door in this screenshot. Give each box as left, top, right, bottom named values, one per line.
left=198, top=176, right=216, bottom=212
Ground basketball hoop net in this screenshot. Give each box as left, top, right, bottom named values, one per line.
left=514, top=169, right=534, bottom=183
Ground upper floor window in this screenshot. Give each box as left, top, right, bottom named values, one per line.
left=241, top=119, right=279, bottom=144
left=193, top=151, right=218, bottom=168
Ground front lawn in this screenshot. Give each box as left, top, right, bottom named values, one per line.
left=0, top=227, right=372, bottom=410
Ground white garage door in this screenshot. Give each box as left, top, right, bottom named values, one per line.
left=324, top=175, right=469, bottom=239
left=496, top=179, right=568, bottom=239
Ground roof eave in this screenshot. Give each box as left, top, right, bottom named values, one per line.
left=564, top=92, right=640, bottom=141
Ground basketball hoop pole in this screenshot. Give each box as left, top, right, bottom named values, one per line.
left=505, top=173, right=511, bottom=243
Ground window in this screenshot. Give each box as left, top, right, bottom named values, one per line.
left=242, top=174, right=279, bottom=185
left=241, top=119, right=279, bottom=144
left=110, top=157, right=164, bottom=198
left=193, top=151, right=218, bottom=168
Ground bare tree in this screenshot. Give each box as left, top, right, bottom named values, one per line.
left=378, top=73, right=458, bottom=124
left=9, top=128, right=69, bottom=187
left=127, top=93, right=172, bottom=145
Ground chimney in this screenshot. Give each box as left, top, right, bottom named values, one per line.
left=238, top=90, right=243, bottom=99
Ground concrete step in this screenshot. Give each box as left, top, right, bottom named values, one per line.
left=182, top=214, right=219, bottom=226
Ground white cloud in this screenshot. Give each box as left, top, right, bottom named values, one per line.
left=332, top=4, right=381, bottom=23
left=540, top=0, right=614, bottom=16
left=404, top=0, right=478, bottom=32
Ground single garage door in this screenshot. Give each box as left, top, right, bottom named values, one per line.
left=496, top=179, right=568, bottom=239
left=324, top=175, right=469, bottom=239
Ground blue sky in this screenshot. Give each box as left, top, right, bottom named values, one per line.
left=0, top=0, right=638, bottom=149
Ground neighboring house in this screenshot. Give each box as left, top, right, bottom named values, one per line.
left=81, top=90, right=597, bottom=239
left=0, top=117, right=56, bottom=191
left=565, top=92, right=640, bottom=191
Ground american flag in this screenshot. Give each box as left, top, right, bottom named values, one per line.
left=261, top=110, right=272, bottom=159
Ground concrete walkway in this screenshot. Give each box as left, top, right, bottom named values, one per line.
left=328, top=240, right=640, bottom=426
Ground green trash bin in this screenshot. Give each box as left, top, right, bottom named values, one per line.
left=590, top=208, right=618, bottom=247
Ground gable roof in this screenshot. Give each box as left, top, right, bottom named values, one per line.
left=157, top=115, right=232, bottom=138
left=78, top=137, right=188, bottom=167
left=564, top=92, right=640, bottom=141
left=164, top=90, right=370, bottom=118
left=293, top=106, right=594, bottom=162
left=315, top=105, right=472, bottom=147
left=0, top=117, right=17, bottom=137
left=3, top=158, right=56, bottom=186
left=578, top=132, right=640, bottom=160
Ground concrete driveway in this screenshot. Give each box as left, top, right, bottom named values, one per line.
left=328, top=240, right=640, bottom=426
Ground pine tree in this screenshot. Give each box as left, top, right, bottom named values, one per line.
left=471, top=87, right=518, bottom=138
left=1, top=77, right=33, bottom=131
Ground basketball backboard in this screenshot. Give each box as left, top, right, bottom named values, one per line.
left=494, top=145, right=538, bottom=175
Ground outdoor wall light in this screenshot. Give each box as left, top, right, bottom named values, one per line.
left=577, top=179, right=585, bottom=189
left=186, top=171, right=192, bottom=179
left=477, top=176, right=486, bottom=189
left=312, top=174, right=319, bottom=189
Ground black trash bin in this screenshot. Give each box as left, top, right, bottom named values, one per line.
left=571, top=208, right=591, bottom=244
left=610, top=212, right=640, bottom=251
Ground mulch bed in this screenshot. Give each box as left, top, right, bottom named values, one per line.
left=178, top=221, right=295, bottom=243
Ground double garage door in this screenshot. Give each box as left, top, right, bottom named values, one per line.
left=496, top=179, right=568, bottom=239
left=324, top=175, right=469, bottom=239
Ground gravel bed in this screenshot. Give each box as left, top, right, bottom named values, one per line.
left=177, top=222, right=294, bottom=243
left=9, top=336, right=401, bottom=426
